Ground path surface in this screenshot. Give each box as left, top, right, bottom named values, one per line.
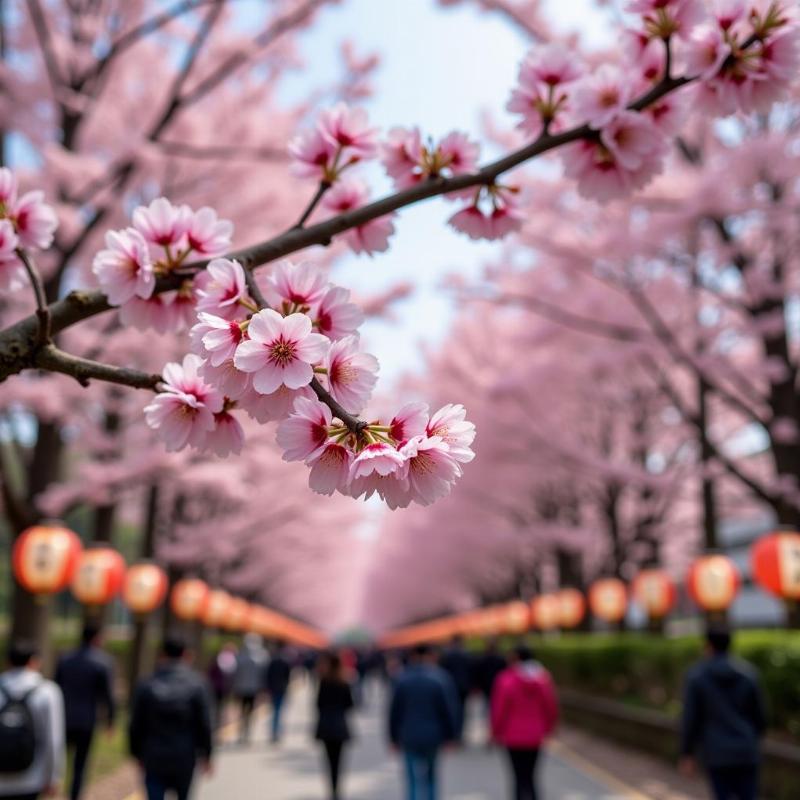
left=194, top=678, right=653, bottom=800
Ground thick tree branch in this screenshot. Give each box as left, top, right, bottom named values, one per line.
left=34, top=344, right=162, bottom=390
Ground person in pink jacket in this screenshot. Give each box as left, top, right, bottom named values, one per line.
left=490, top=645, right=558, bottom=800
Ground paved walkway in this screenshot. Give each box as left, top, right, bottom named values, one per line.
left=193, top=678, right=679, bottom=800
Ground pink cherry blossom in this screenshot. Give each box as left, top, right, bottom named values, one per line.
left=92, top=228, right=155, bottom=306
left=519, top=44, right=583, bottom=87
left=626, top=0, right=706, bottom=39
left=12, top=191, right=58, bottom=250
left=600, top=111, right=667, bottom=171
left=193, top=312, right=244, bottom=366
left=426, top=404, right=476, bottom=463
left=195, top=258, right=248, bottom=319
left=264, top=260, right=328, bottom=310
left=323, top=336, right=379, bottom=414
left=381, top=127, right=424, bottom=188
left=684, top=23, right=731, bottom=80
left=347, top=443, right=407, bottom=500
left=288, top=128, right=338, bottom=181
left=308, top=444, right=353, bottom=496
left=390, top=402, right=429, bottom=443
left=234, top=309, right=330, bottom=394
left=0, top=167, right=17, bottom=207
left=438, top=131, right=480, bottom=176
left=400, top=435, right=461, bottom=506
left=199, top=357, right=250, bottom=400
left=318, top=103, right=378, bottom=160
left=0, top=220, right=23, bottom=292
left=276, top=396, right=332, bottom=462
left=571, top=65, right=632, bottom=129
left=238, top=384, right=311, bottom=423
left=322, top=179, right=395, bottom=255
left=448, top=185, right=523, bottom=241
left=144, top=354, right=223, bottom=452
left=205, top=411, right=245, bottom=456
left=0, top=218, right=18, bottom=258
left=313, top=286, right=364, bottom=340
left=132, top=197, right=191, bottom=248
left=186, top=207, right=233, bottom=256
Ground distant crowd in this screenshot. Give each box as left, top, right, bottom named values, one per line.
left=0, top=625, right=767, bottom=800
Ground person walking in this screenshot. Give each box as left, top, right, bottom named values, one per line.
left=54, top=625, right=116, bottom=800
left=0, top=642, right=65, bottom=800
left=232, top=634, right=267, bottom=745
left=389, top=644, right=459, bottom=800
left=491, top=644, right=558, bottom=800
left=680, top=626, right=766, bottom=800
left=315, top=652, right=354, bottom=800
left=438, top=636, right=472, bottom=741
left=128, top=638, right=213, bottom=800
left=264, top=642, right=291, bottom=744
left=474, top=639, right=507, bottom=724
left=206, top=643, right=236, bottom=729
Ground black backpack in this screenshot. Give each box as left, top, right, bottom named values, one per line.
left=0, top=682, right=38, bottom=773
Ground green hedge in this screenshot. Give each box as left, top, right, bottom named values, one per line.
left=525, top=631, right=800, bottom=738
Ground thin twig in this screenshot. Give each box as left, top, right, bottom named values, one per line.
left=309, top=377, right=365, bottom=435
left=294, top=181, right=331, bottom=229
left=16, top=248, right=51, bottom=345
left=34, top=344, right=162, bottom=390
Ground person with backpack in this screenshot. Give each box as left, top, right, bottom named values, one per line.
left=55, top=625, right=116, bottom=800
left=680, top=626, right=766, bottom=800
left=0, top=641, right=65, bottom=800
left=128, top=637, right=213, bottom=800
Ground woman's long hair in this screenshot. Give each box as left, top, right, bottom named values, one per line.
left=319, top=650, right=345, bottom=682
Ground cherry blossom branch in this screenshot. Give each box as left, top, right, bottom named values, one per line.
left=26, top=0, right=64, bottom=95
left=294, top=181, right=331, bottom=229
left=16, top=248, right=50, bottom=346
left=33, top=345, right=162, bottom=390
left=158, top=141, right=286, bottom=162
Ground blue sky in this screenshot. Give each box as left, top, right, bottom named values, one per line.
left=283, top=0, right=611, bottom=381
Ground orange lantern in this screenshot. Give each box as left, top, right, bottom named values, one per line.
left=201, top=590, right=232, bottom=628
left=632, top=569, right=676, bottom=619
left=171, top=578, right=210, bottom=621
left=224, top=598, right=250, bottom=632
left=556, top=589, right=586, bottom=629
left=589, top=578, right=628, bottom=623
left=503, top=601, right=531, bottom=634
left=687, top=555, right=740, bottom=612
left=531, top=595, right=561, bottom=631
left=70, top=547, right=126, bottom=606
left=12, top=523, right=83, bottom=595
left=752, top=531, right=800, bottom=600
left=123, top=563, right=168, bottom=615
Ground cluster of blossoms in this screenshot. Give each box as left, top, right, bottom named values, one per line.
left=92, top=197, right=233, bottom=332
left=0, top=168, right=58, bottom=291
left=503, top=0, right=798, bottom=200
left=276, top=398, right=475, bottom=508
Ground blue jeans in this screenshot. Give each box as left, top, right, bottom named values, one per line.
left=144, top=771, right=193, bottom=800
left=708, top=764, right=758, bottom=800
left=270, top=691, right=286, bottom=740
left=403, top=748, right=438, bottom=800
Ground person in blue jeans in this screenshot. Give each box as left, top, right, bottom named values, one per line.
left=389, top=644, right=459, bottom=800
left=679, top=626, right=766, bottom=800
left=265, top=643, right=292, bottom=743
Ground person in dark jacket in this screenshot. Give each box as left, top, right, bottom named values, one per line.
left=206, top=642, right=236, bottom=728
left=438, top=636, right=472, bottom=741
left=315, top=652, right=354, bottom=800
left=474, top=639, right=507, bottom=716
left=265, top=642, right=292, bottom=743
left=55, top=625, right=116, bottom=800
left=680, top=626, right=766, bottom=800
left=129, top=638, right=213, bottom=800
left=389, top=644, right=459, bottom=800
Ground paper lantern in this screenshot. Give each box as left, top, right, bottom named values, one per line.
left=123, top=563, right=168, bottom=615
left=201, top=590, right=232, bottom=628
left=171, top=578, right=210, bottom=621
left=589, top=578, right=628, bottom=623
left=632, top=569, right=676, bottom=619
left=556, top=589, right=586, bottom=629
left=12, top=523, right=82, bottom=595
left=531, top=595, right=561, bottom=631
left=752, top=531, right=800, bottom=600
left=71, top=547, right=126, bottom=606
left=687, top=555, right=740, bottom=612
left=503, top=601, right=531, bottom=634
left=224, top=598, right=250, bottom=632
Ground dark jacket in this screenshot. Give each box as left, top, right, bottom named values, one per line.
left=680, top=655, right=766, bottom=768
left=265, top=654, right=292, bottom=696
left=439, top=647, right=473, bottom=697
left=55, top=645, right=116, bottom=733
left=474, top=651, right=507, bottom=698
left=128, top=662, right=213, bottom=778
left=315, top=678, right=354, bottom=742
left=389, top=663, right=459, bottom=751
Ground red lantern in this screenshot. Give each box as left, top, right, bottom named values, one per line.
left=71, top=547, right=126, bottom=606
left=224, top=598, right=250, bottom=632
left=589, top=578, right=628, bottom=623
left=531, top=595, right=561, bottom=631
left=202, top=590, right=232, bottom=628
left=503, top=601, right=531, bottom=634
left=171, top=579, right=210, bottom=621
left=123, top=563, right=168, bottom=615
left=687, top=555, right=740, bottom=612
left=12, top=523, right=82, bottom=595
left=632, top=569, right=676, bottom=619
left=556, top=589, right=586, bottom=629
left=752, top=531, right=800, bottom=600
